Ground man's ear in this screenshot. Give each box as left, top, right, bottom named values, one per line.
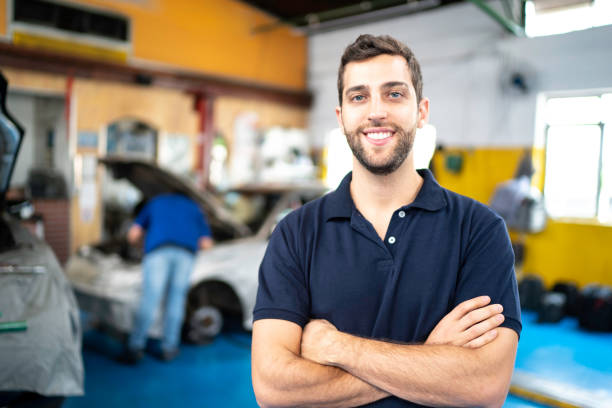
left=417, top=98, right=430, bottom=129
left=335, top=106, right=344, bottom=133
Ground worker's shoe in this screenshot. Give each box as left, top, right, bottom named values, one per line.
left=159, top=348, right=179, bottom=362
left=118, top=347, right=144, bottom=365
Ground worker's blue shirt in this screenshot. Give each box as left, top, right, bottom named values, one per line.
left=134, top=193, right=211, bottom=254
left=254, top=169, right=521, bottom=408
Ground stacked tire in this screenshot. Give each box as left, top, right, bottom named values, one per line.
left=518, top=275, right=612, bottom=331
left=577, top=285, right=612, bottom=332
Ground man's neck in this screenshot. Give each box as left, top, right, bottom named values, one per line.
left=349, top=156, right=423, bottom=239
left=351, top=158, right=423, bottom=211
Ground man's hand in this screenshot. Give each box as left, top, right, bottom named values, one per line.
left=199, top=236, right=214, bottom=250
left=127, top=224, right=143, bottom=245
left=252, top=319, right=390, bottom=407
left=426, top=296, right=504, bottom=348
left=301, top=319, right=340, bottom=366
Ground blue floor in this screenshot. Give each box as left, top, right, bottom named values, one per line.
left=65, top=330, right=257, bottom=408
left=516, top=311, right=612, bottom=394
left=64, top=312, right=612, bottom=408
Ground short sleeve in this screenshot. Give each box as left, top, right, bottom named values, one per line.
left=253, top=216, right=310, bottom=328
left=134, top=201, right=151, bottom=229
left=454, top=216, right=522, bottom=338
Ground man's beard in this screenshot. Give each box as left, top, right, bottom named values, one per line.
left=344, top=121, right=415, bottom=175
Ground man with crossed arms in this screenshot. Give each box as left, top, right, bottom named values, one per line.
left=251, top=34, right=521, bottom=407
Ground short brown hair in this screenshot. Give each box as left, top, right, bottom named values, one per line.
left=337, top=34, right=423, bottom=105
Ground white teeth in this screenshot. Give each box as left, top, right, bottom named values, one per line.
left=367, top=132, right=392, bottom=140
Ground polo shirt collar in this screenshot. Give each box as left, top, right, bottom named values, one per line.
left=324, top=169, right=447, bottom=221
left=324, top=172, right=354, bottom=220
left=410, top=169, right=448, bottom=211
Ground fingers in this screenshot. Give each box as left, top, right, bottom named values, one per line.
left=450, top=296, right=492, bottom=320
left=459, top=303, right=504, bottom=331
left=427, top=296, right=506, bottom=348
left=464, top=328, right=499, bottom=349
left=460, top=313, right=505, bottom=347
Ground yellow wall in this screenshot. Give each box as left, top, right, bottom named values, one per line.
left=432, top=148, right=524, bottom=204
left=433, top=147, right=612, bottom=288
left=1, top=66, right=67, bottom=94
left=531, top=146, right=546, bottom=191
left=0, top=0, right=6, bottom=37
left=53, top=0, right=306, bottom=90
left=74, top=78, right=199, bottom=134
left=523, top=221, right=612, bottom=288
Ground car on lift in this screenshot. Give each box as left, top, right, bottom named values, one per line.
left=64, top=157, right=326, bottom=343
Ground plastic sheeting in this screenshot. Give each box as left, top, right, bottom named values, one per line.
left=0, top=217, right=83, bottom=396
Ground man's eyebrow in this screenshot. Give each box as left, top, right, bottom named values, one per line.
left=344, top=85, right=368, bottom=95
left=381, top=81, right=410, bottom=89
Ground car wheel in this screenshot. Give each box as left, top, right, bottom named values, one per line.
left=185, top=304, right=223, bottom=344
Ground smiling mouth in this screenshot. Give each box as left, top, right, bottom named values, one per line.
left=365, top=131, right=393, bottom=140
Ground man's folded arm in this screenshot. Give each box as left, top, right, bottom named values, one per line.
left=253, top=295, right=509, bottom=407
left=251, top=318, right=389, bottom=408
left=303, top=322, right=518, bottom=408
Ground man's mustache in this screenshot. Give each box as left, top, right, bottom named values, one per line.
left=355, top=121, right=401, bottom=133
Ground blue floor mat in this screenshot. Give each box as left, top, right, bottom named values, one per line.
left=65, top=330, right=257, bottom=408
left=504, top=394, right=548, bottom=408
left=517, top=311, right=612, bottom=395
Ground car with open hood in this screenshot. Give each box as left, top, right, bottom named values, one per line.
left=0, top=71, right=83, bottom=406
left=65, top=157, right=326, bottom=343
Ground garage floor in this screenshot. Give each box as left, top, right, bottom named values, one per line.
left=511, top=311, right=612, bottom=407
left=64, top=311, right=612, bottom=408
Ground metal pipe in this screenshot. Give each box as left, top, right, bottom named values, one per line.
left=466, top=0, right=525, bottom=36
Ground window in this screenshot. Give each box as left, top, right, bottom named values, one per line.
left=13, top=0, right=129, bottom=42
left=542, top=94, right=612, bottom=222
left=525, top=0, right=612, bottom=37
left=106, top=119, right=157, bottom=160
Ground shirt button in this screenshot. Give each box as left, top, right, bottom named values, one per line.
left=388, top=236, right=396, bottom=244
left=398, top=211, right=406, bottom=218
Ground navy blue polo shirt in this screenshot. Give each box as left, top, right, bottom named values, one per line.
left=254, top=169, right=521, bottom=408
left=134, top=193, right=211, bottom=254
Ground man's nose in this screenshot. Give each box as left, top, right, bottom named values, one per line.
left=368, top=99, right=387, bottom=121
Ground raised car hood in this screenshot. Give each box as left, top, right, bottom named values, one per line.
left=99, top=157, right=251, bottom=239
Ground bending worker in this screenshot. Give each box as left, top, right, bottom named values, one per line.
left=252, top=34, right=521, bottom=407
left=124, top=192, right=213, bottom=363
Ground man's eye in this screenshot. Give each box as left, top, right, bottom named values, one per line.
left=352, top=95, right=365, bottom=102
left=389, top=91, right=403, bottom=98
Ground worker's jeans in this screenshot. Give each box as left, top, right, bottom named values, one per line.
left=128, top=246, right=195, bottom=353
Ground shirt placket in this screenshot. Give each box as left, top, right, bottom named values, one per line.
left=384, top=209, right=407, bottom=252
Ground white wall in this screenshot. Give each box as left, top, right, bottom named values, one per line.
left=308, top=2, right=612, bottom=148
left=6, top=92, right=69, bottom=190
left=7, top=93, right=35, bottom=187
left=34, top=96, right=69, bottom=184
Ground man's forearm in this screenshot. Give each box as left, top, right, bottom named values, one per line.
left=323, top=331, right=516, bottom=408
left=252, top=319, right=389, bottom=408
left=335, top=337, right=492, bottom=406
left=253, top=348, right=388, bottom=408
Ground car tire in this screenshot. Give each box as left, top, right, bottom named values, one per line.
left=185, top=304, right=223, bottom=344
